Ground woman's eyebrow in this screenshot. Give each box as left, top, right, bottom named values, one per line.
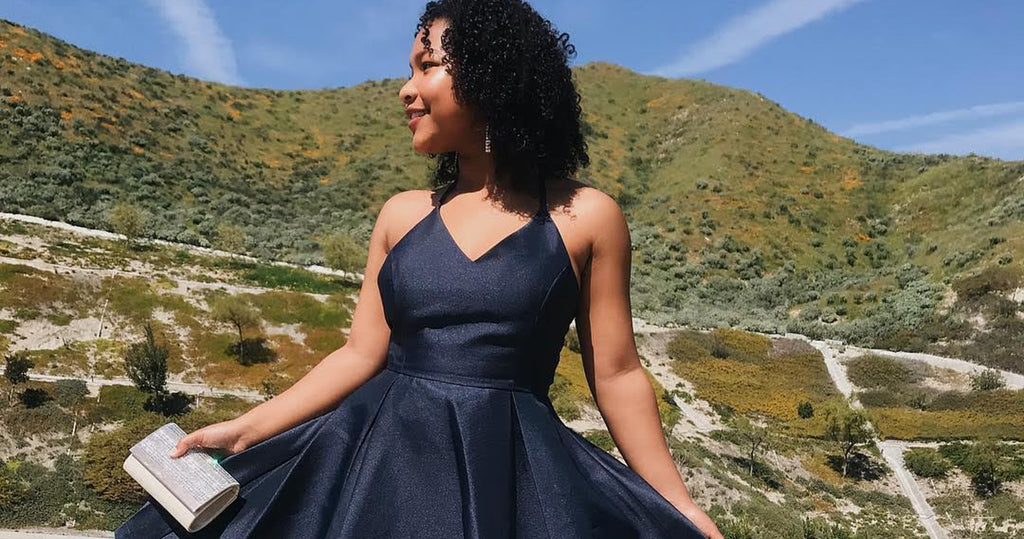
left=408, top=50, right=426, bottom=69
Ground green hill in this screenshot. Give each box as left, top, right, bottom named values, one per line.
left=0, top=17, right=1021, bottom=366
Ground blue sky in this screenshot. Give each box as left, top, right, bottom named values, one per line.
left=2, top=0, right=1022, bottom=160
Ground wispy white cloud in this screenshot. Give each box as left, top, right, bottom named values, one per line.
left=844, top=100, right=1024, bottom=136
left=649, top=0, right=869, bottom=77
left=148, top=0, right=243, bottom=85
left=897, top=119, right=1024, bottom=161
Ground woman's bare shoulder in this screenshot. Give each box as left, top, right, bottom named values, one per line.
left=378, top=188, right=443, bottom=251
left=552, top=180, right=626, bottom=233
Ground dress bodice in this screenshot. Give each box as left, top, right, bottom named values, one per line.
left=377, top=179, right=580, bottom=399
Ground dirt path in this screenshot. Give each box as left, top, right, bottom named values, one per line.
left=0, top=254, right=334, bottom=303
left=1, top=212, right=356, bottom=280
left=779, top=332, right=1023, bottom=391
left=0, top=366, right=264, bottom=401
left=878, top=440, right=950, bottom=539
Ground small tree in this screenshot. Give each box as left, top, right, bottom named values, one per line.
left=209, top=295, right=261, bottom=365
left=108, top=203, right=147, bottom=248
left=124, top=322, right=169, bottom=397
left=321, top=232, right=365, bottom=273
left=55, top=378, right=89, bottom=436
left=3, top=351, right=33, bottom=405
left=964, top=438, right=1011, bottom=497
left=823, top=402, right=874, bottom=478
left=215, top=222, right=246, bottom=256
left=732, top=414, right=773, bottom=477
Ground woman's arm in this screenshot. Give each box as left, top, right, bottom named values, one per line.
left=573, top=190, right=722, bottom=539
left=233, top=193, right=410, bottom=447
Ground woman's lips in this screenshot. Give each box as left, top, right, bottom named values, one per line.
left=409, top=113, right=426, bottom=129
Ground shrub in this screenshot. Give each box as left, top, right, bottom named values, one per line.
left=904, top=447, right=952, bottom=479
left=970, top=368, right=1005, bottom=391
left=123, top=321, right=168, bottom=395
left=845, top=354, right=918, bottom=390
left=83, top=414, right=166, bottom=503
left=952, top=265, right=1022, bottom=302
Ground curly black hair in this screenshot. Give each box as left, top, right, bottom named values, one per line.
left=414, top=0, right=590, bottom=195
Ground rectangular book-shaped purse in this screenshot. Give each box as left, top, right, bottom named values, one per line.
left=122, top=422, right=240, bottom=532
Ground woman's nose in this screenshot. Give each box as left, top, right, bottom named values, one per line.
left=399, top=82, right=415, bottom=104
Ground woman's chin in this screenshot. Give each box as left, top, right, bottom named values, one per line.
left=412, top=141, right=442, bottom=156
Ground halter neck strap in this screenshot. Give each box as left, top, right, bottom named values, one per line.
left=537, top=177, right=547, bottom=217
left=438, top=179, right=458, bottom=207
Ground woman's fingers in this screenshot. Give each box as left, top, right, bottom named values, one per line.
left=168, top=430, right=201, bottom=458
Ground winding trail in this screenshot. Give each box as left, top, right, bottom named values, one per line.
left=1, top=212, right=356, bottom=280
left=780, top=333, right=951, bottom=539
left=0, top=366, right=264, bottom=401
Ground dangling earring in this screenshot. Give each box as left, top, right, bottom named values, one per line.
left=484, top=122, right=491, bottom=153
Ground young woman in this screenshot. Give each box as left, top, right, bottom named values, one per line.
left=116, top=1, right=722, bottom=537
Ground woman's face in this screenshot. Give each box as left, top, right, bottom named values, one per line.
left=399, top=18, right=479, bottom=155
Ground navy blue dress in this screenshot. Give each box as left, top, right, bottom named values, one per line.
left=115, top=179, right=706, bottom=538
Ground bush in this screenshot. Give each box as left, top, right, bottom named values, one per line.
left=17, top=387, right=50, bottom=408
left=0, top=462, right=27, bottom=510
left=87, top=384, right=148, bottom=422
left=970, top=368, right=1005, bottom=391
left=845, top=354, right=918, bottom=390
left=952, top=265, right=1022, bottom=302
left=123, top=321, right=169, bottom=394
left=904, top=447, right=952, bottom=479
left=83, top=414, right=166, bottom=503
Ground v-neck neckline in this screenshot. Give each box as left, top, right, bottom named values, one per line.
left=435, top=203, right=544, bottom=264
left=434, top=180, right=547, bottom=264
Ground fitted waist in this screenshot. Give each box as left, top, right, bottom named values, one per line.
left=384, top=340, right=554, bottom=398
left=384, top=362, right=542, bottom=394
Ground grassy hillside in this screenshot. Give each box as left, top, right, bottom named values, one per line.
left=0, top=17, right=1021, bottom=364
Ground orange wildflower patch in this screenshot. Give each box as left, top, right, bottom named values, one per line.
left=840, top=167, right=862, bottom=190
left=13, top=48, right=43, bottom=62
left=60, top=111, right=72, bottom=121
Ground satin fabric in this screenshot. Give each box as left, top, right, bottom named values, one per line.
left=115, top=180, right=706, bottom=538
